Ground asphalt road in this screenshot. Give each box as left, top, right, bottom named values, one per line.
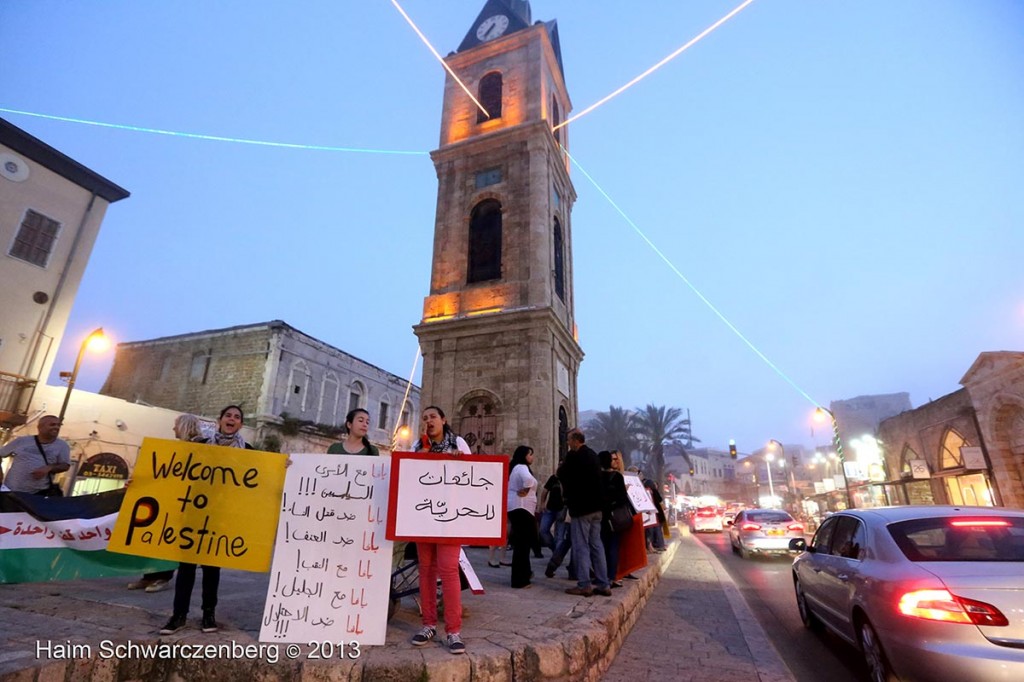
left=692, top=528, right=868, bottom=682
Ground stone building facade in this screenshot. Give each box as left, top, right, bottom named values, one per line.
left=877, top=352, right=1024, bottom=510
left=100, top=320, right=419, bottom=452
left=413, top=1, right=582, bottom=473
left=0, top=118, right=129, bottom=428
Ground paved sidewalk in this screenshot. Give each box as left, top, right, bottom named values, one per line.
left=604, top=529, right=795, bottom=682
left=0, top=527, right=793, bottom=681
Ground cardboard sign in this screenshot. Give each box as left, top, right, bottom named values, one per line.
left=386, top=452, right=507, bottom=544
left=623, top=473, right=656, bottom=514
left=107, top=437, right=287, bottom=572
left=260, top=454, right=392, bottom=645
left=615, top=514, right=648, bottom=579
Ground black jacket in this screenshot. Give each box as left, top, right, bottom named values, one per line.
left=556, top=444, right=604, bottom=517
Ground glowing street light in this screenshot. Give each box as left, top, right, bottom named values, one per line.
left=57, top=328, right=109, bottom=424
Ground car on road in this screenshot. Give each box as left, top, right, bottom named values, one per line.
left=790, top=506, right=1024, bottom=682
left=729, top=509, right=804, bottom=559
left=689, top=506, right=722, bottom=533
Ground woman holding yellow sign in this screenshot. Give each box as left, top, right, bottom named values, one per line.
left=160, top=405, right=252, bottom=636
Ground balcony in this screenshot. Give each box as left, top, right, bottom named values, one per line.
left=0, top=371, right=37, bottom=428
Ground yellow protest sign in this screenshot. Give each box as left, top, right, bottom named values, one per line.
left=107, top=437, right=287, bottom=572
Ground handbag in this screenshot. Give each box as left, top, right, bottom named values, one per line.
left=607, top=503, right=634, bottom=534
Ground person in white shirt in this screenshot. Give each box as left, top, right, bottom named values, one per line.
left=506, top=445, right=538, bottom=589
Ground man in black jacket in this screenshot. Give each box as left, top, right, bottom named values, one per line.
left=556, top=429, right=611, bottom=597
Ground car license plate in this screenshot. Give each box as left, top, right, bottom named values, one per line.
left=767, top=529, right=784, bottom=536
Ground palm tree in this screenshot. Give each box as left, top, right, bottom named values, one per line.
left=584, top=405, right=639, bottom=467
left=633, top=404, right=697, bottom=486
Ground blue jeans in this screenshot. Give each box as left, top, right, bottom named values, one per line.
left=539, top=508, right=566, bottom=550
left=569, top=511, right=609, bottom=590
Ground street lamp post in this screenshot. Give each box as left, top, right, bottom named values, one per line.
left=57, top=328, right=108, bottom=424
left=764, top=451, right=776, bottom=504
left=815, top=407, right=855, bottom=509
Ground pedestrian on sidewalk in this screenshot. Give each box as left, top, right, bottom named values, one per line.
left=410, top=406, right=471, bottom=655
left=507, top=445, right=538, bottom=589
left=558, top=429, right=611, bottom=597
left=160, top=406, right=253, bottom=636
left=600, top=450, right=632, bottom=588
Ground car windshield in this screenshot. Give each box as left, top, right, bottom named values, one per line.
left=888, top=517, right=1024, bottom=562
left=745, top=512, right=793, bottom=524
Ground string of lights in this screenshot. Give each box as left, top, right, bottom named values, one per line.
left=564, top=146, right=822, bottom=409
left=0, top=107, right=428, bottom=156
left=389, top=0, right=491, bottom=120
left=554, top=0, right=758, bottom=131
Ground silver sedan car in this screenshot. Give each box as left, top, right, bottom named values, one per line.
left=729, top=508, right=804, bottom=559
left=790, top=506, right=1024, bottom=682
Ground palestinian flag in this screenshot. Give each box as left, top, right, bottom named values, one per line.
left=0, top=489, right=175, bottom=584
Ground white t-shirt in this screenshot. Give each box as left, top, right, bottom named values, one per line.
left=507, top=463, right=538, bottom=514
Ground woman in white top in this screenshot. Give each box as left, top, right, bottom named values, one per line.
left=506, top=445, right=538, bottom=588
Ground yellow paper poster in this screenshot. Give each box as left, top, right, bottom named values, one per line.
left=107, top=437, right=287, bottom=571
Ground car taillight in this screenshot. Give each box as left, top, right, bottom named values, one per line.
left=740, top=522, right=761, bottom=531
left=950, top=519, right=1010, bottom=528
left=787, top=523, right=804, bottom=532
left=898, top=589, right=1009, bottom=627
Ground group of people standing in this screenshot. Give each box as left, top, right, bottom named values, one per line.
left=3, top=402, right=666, bottom=658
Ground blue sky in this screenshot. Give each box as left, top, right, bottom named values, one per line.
left=2, top=1, right=1022, bottom=456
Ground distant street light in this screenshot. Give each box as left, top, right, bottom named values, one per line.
left=814, top=407, right=855, bottom=509
left=57, top=328, right=109, bottom=424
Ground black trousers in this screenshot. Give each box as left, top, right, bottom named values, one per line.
left=508, top=508, right=537, bottom=588
left=173, top=562, right=220, bottom=616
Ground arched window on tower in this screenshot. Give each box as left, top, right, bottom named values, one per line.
left=550, top=94, right=561, bottom=144
left=467, top=199, right=502, bottom=283
left=478, top=72, right=502, bottom=123
left=553, top=217, right=565, bottom=301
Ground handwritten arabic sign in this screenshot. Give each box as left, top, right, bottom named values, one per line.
left=386, top=452, right=507, bottom=544
left=107, top=438, right=287, bottom=572
left=260, top=454, right=392, bottom=645
left=623, top=473, right=657, bottom=514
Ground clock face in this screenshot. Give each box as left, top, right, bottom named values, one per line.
left=476, top=14, right=510, bottom=42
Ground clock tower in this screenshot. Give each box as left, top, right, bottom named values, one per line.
left=413, top=0, right=582, bottom=472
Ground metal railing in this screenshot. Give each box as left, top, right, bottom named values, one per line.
left=0, top=371, right=37, bottom=427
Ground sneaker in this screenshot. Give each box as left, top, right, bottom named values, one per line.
left=201, top=609, right=218, bottom=633
left=544, top=565, right=556, bottom=579
left=411, top=626, right=436, bottom=647
left=159, top=614, right=186, bottom=635
left=446, top=633, right=466, bottom=655
left=565, top=586, right=593, bottom=597
left=127, top=579, right=152, bottom=590
left=623, top=573, right=640, bottom=581
left=145, top=579, right=171, bottom=593
left=611, top=580, right=624, bottom=588
left=593, top=587, right=613, bottom=597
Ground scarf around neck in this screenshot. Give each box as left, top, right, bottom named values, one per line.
left=416, top=430, right=460, bottom=454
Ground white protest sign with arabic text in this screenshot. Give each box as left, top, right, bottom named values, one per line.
left=260, top=454, right=392, bottom=645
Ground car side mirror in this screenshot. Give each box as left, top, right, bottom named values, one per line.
left=726, top=520, right=734, bottom=526
left=789, top=537, right=808, bottom=552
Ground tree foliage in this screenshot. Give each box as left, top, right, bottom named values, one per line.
left=583, top=405, right=639, bottom=467
left=633, top=404, right=699, bottom=486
